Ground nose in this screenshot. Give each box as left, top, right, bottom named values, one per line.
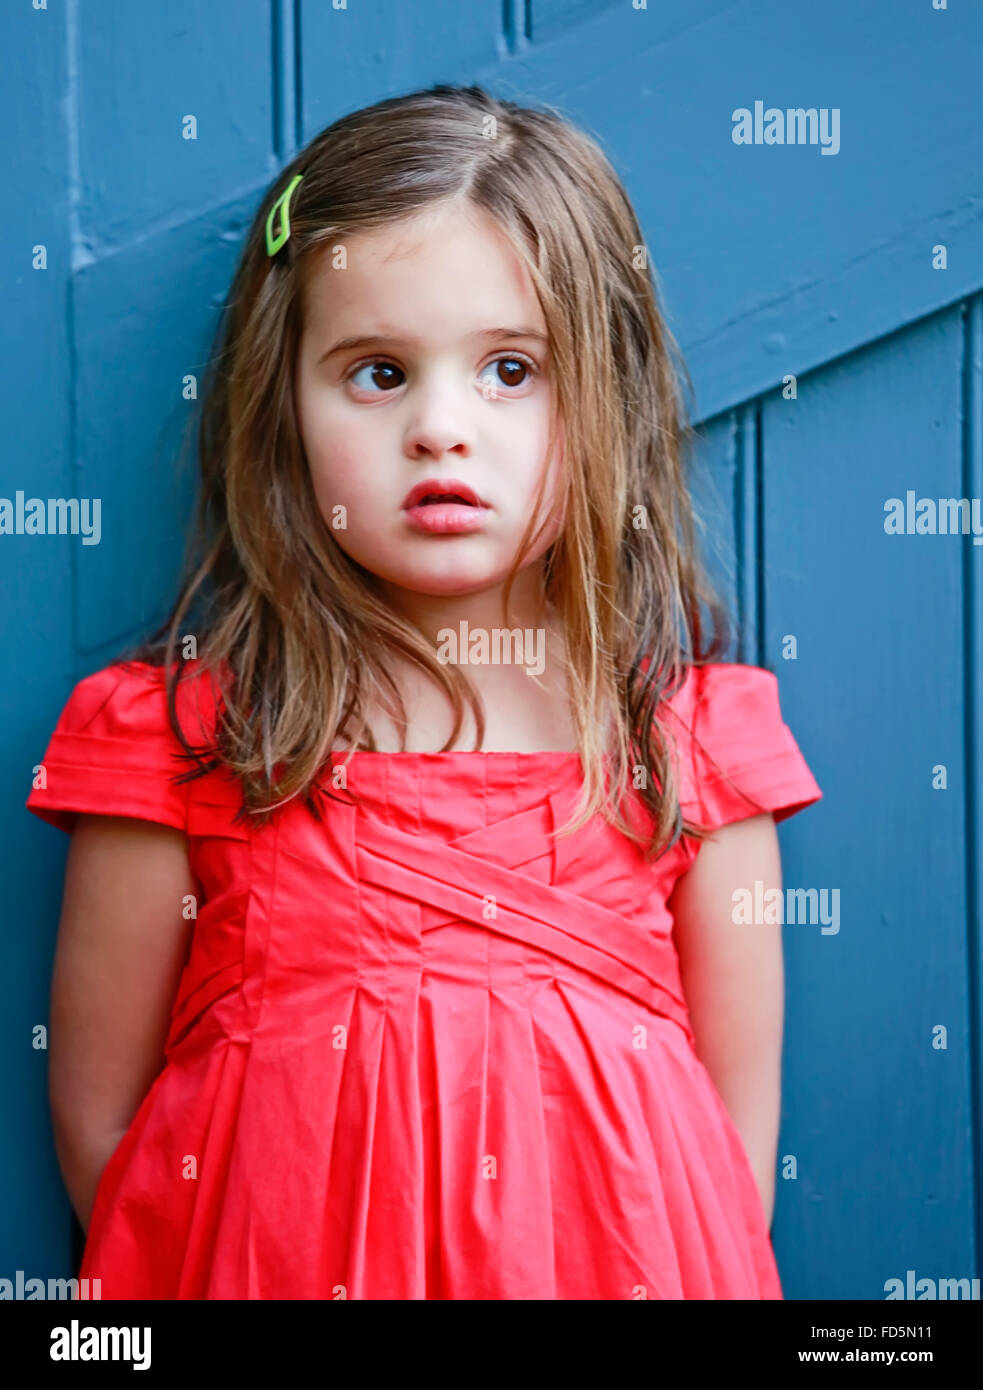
left=402, top=370, right=474, bottom=462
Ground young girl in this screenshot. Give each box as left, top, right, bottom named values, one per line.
left=27, top=84, right=821, bottom=1300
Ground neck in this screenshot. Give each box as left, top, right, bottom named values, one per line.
left=374, top=565, right=553, bottom=646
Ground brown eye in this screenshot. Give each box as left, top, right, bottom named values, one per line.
left=478, top=356, right=536, bottom=393
left=496, top=358, right=528, bottom=387
left=350, top=361, right=405, bottom=392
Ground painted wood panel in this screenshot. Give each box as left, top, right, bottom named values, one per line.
left=759, top=306, right=977, bottom=1297
left=3, top=0, right=979, bottom=1300
left=1, top=0, right=77, bottom=1280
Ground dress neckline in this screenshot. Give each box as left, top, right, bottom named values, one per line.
left=328, top=748, right=581, bottom=758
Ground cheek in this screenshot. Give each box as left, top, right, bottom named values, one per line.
left=506, top=398, right=561, bottom=491
left=300, top=396, right=385, bottom=517
left=510, top=421, right=566, bottom=558
left=307, top=433, right=360, bottom=496
left=538, top=419, right=566, bottom=511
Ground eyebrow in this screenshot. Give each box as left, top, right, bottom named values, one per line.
left=316, top=326, right=549, bottom=366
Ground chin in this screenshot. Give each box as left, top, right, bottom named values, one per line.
left=384, top=567, right=503, bottom=597
left=353, top=539, right=499, bottom=588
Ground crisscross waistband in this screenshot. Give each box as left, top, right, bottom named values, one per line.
left=356, top=810, right=694, bottom=1044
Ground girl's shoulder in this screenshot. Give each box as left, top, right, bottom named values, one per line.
left=660, top=659, right=784, bottom=737
left=656, top=660, right=823, bottom=829
left=25, top=658, right=223, bottom=835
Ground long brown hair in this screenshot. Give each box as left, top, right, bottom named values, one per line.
left=123, top=83, right=732, bottom=861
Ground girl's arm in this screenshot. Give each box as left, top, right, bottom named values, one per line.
left=48, top=814, right=197, bottom=1232
left=667, top=812, right=784, bottom=1228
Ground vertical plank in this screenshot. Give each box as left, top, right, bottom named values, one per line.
left=735, top=401, right=762, bottom=666
left=687, top=412, right=740, bottom=662
left=762, top=307, right=974, bottom=1298
left=0, top=0, right=74, bottom=1278
left=962, top=294, right=983, bottom=1281
left=272, top=0, right=301, bottom=161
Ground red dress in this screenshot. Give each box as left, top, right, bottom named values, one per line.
left=27, top=658, right=821, bottom=1300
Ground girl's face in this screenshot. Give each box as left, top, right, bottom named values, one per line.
left=294, top=201, right=564, bottom=606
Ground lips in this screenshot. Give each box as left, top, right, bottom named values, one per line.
left=400, top=478, right=491, bottom=535
left=401, top=478, right=487, bottom=510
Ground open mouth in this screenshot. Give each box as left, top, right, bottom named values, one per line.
left=401, top=479, right=490, bottom=533
left=401, top=479, right=488, bottom=510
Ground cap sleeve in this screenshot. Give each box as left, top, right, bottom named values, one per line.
left=661, top=662, right=822, bottom=830
left=25, top=661, right=205, bottom=834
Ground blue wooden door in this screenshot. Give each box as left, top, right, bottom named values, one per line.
left=3, top=0, right=980, bottom=1300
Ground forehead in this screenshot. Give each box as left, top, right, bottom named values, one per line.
left=300, top=202, right=545, bottom=337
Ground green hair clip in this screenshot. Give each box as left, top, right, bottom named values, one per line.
left=266, top=174, right=304, bottom=256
